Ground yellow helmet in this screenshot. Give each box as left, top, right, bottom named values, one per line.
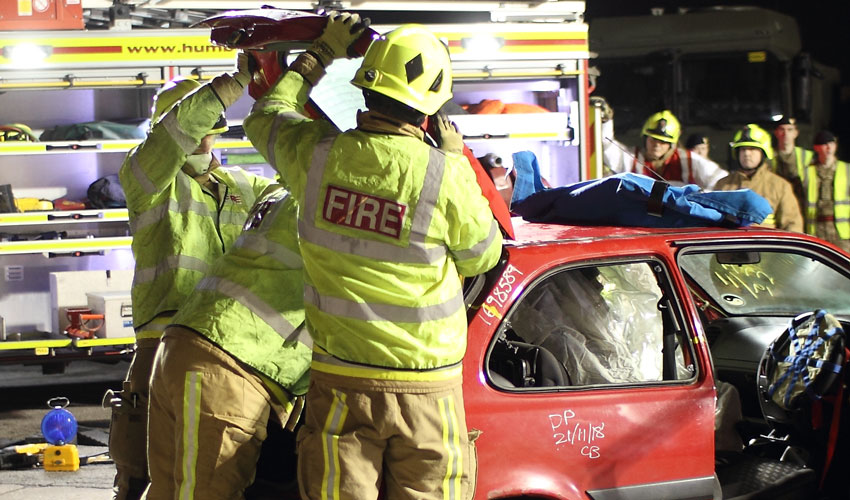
left=641, top=110, right=681, bottom=144
left=151, top=78, right=228, bottom=134
left=352, top=24, right=452, bottom=116
left=731, top=124, right=774, bottom=161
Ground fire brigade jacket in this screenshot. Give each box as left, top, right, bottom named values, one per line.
left=244, top=70, right=503, bottom=373
left=169, top=186, right=312, bottom=396
left=119, top=82, right=272, bottom=332
left=715, top=166, right=803, bottom=232
left=803, top=161, right=850, bottom=238
left=608, top=146, right=726, bottom=190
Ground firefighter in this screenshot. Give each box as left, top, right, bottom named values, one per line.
left=607, top=110, right=725, bottom=189
left=145, top=185, right=311, bottom=500
left=111, top=60, right=271, bottom=500
left=802, top=130, right=850, bottom=251
left=772, top=116, right=812, bottom=207
left=715, top=124, right=802, bottom=232
left=243, top=15, right=503, bottom=500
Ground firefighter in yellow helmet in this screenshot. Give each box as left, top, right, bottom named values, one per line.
left=110, top=58, right=272, bottom=500
left=607, top=110, right=725, bottom=189
left=714, top=124, right=802, bottom=232
left=145, top=185, right=311, bottom=499
left=802, top=130, right=850, bottom=251
left=243, top=13, right=502, bottom=500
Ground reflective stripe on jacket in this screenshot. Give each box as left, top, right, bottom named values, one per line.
left=120, top=83, right=272, bottom=329
left=170, top=186, right=312, bottom=395
left=804, top=161, right=850, bottom=238
left=795, top=147, right=814, bottom=180
left=244, top=70, right=503, bottom=373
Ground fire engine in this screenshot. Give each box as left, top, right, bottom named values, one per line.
left=0, top=1, right=597, bottom=368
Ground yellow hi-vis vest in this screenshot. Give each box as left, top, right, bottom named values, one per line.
left=773, top=146, right=814, bottom=179
left=803, top=161, right=850, bottom=239
left=170, top=186, right=312, bottom=395
left=244, top=70, right=503, bottom=376
left=119, top=84, right=272, bottom=333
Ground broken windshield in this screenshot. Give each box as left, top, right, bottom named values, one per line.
left=679, top=250, right=850, bottom=316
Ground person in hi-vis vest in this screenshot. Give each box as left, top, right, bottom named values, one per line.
left=110, top=60, right=271, bottom=500
left=145, top=185, right=311, bottom=500
left=244, top=13, right=503, bottom=500
left=802, top=130, right=850, bottom=252
left=772, top=116, right=813, bottom=209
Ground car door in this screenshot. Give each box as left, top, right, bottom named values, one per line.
left=463, top=240, right=716, bottom=500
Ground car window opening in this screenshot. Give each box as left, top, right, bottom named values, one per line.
left=487, top=260, right=694, bottom=390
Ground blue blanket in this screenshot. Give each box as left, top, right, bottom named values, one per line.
left=512, top=173, right=772, bottom=228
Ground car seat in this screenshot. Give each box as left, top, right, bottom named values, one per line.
left=489, top=339, right=570, bottom=388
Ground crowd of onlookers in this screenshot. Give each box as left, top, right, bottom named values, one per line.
left=599, top=105, right=849, bottom=251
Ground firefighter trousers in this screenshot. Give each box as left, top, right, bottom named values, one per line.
left=297, top=370, right=478, bottom=500
left=145, top=326, right=296, bottom=500
left=108, top=336, right=159, bottom=500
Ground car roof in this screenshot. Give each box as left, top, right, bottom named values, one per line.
left=505, top=217, right=806, bottom=247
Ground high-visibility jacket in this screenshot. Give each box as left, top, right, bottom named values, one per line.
left=608, top=146, right=725, bottom=190
left=714, top=166, right=803, bottom=232
left=170, top=186, right=312, bottom=396
left=803, top=161, right=850, bottom=239
left=244, top=70, right=503, bottom=375
left=119, top=82, right=272, bottom=333
left=773, top=146, right=814, bottom=180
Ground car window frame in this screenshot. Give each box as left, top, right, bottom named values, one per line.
left=484, top=255, right=699, bottom=392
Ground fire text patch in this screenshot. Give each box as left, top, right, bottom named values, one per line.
left=323, top=185, right=407, bottom=239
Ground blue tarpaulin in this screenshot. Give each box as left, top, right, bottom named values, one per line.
left=512, top=173, right=773, bottom=228
left=510, top=151, right=547, bottom=206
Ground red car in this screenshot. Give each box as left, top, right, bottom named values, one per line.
left=461, top=220, right=848, bottom=500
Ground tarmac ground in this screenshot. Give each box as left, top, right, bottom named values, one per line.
left=0, top=358, right=300, bottom=499
left=0, top=445, right=114, bottom=500
left=0, top=359, right=126, bottom=499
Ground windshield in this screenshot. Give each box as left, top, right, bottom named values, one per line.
left=594, top=51, right=785, bottom=134
left=679, top=250, right=850, bottom=316
left=593, top=56, right=669, bottom=134
left=680, top=51, right=784, bottom=125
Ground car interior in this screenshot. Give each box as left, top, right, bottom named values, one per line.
left=682, top=249, right=850, bottom=499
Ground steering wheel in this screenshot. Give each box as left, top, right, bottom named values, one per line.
left=757, top=310, right=846, bottom=428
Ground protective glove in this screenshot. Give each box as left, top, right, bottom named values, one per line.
left=434, top=113, right=464, bottom=154
left=210, top=51, right=253, bottom=107
left=233, top=51, right=254, bottom=88
left=310, top=11, right=368, bottom=66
